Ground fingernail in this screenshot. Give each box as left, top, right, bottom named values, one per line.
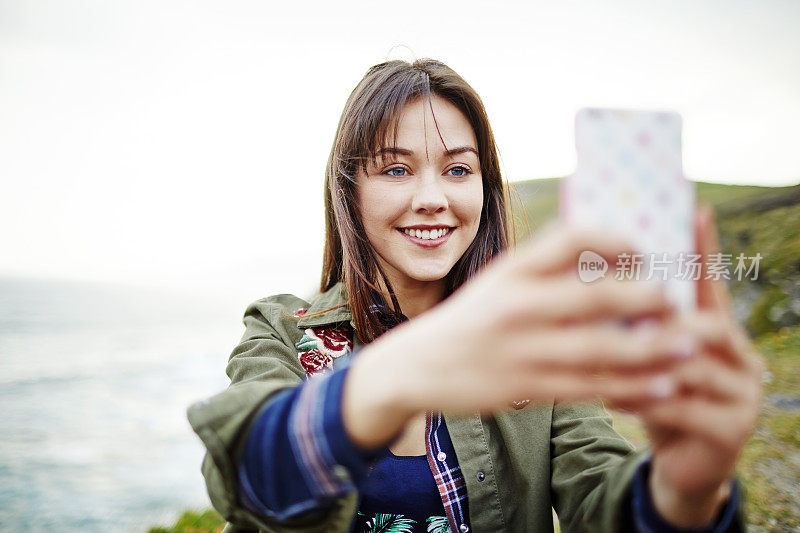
left=671, top=335, right=697, bottom=359
left=649, top=375, right=676, bottom=398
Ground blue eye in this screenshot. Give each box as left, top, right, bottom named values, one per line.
left=448, top=166, right=470, bottom=177
left=385, top=167, right=407, bottom=177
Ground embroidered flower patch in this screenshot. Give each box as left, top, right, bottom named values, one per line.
left=294, top=308, right=353, bottom=378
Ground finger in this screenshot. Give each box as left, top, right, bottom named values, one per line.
left=637, top=397, right=758, bottom=456
left=727, top=321, right=766, bottom=379
left=669, top=311, right=762, bottom=372
left=509, top=368, right=679, bottom=405
left=506, top=274, right=674, bottom=325
left=508, top=319, right=693, bottom=373
left=514, top=222, right=638, bottom=278
left=690, top=207, right=765, bottom=373
left=671, top=353, right=755, bottom=403
left=695, top=204, right=732, bottom=311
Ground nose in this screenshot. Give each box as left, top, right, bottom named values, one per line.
left=411, top=173, right=448, bottom=215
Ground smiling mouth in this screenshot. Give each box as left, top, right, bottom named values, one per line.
left=397, top=227, right=454, bottom=240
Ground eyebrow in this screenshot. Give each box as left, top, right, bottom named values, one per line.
left=373, top=145, right=479, bottom=159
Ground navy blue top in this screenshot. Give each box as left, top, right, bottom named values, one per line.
left=358, top=451, right=445, bottom=518
left=354, top=450, right=449, bottom=531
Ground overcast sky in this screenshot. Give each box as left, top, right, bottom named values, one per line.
left=1, top=0, right=798, bottom=298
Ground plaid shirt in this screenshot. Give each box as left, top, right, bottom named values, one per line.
left=424, top=410, right=470, bottom=532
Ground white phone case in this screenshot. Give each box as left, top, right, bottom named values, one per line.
left=560, top=107, right=696, bottom=312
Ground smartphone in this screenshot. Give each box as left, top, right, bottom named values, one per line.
left=559, top=107, right=696, bottom=313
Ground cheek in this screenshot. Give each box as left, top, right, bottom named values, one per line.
left=357, top=184, right=405, bottom=235
left=455, top=181, right=484, bottom=227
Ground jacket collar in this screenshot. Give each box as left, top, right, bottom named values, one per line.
left=296, top=281, right=353, bottom=329
left=295, top=280, right=408, bottom=332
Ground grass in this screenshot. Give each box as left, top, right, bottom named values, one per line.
left=737, top=407, right=800, bottom=529
left=744, top=328, right=800, bottom=530
left=758, top=326, right=800, bottom=396
left=148, top=509, right=225, bottom=533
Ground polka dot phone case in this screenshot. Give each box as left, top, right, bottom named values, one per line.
left=560, top=108, right=696, bottom=312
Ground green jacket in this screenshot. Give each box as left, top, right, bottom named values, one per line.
left=187, top=281, right=747, bottom=532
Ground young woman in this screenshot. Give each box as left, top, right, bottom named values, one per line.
left=188, top=59, right=764, bottom=533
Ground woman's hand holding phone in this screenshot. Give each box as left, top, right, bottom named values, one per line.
left=623, top=205, right=764, bottom=528
left=556, top=107, right=764, bottom=525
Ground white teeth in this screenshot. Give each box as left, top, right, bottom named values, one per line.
left=402, top=228, right=450, bottom=240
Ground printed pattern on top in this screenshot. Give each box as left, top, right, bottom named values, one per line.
left=353, top=512, right=451, bottom=533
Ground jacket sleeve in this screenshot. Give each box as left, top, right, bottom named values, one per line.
left=186, top=296, right=361, bottom=532
left=238, top=351, right=386, bottom=520
left=549, top=399, right=748, bottom=533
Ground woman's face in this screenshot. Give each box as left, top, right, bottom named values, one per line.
left=356, top=94, right=484, bottom=292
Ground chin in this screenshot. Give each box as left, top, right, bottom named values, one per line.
left=411, top=274, right=447, bottom=282
left=405, top=266, right=452, bottom=282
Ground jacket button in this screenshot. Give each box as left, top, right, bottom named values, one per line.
left=476, top=471, right=485, bottom=482
left=437, top=451, right=447, bottom=462
left=459, top=525, right=470, bottom=532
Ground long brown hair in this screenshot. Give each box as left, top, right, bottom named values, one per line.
left=320, top=58, right=516, bottom=344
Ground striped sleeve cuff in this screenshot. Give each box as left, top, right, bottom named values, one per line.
left=631, top=455, right=740, bottom=533
left=237, top=348, right=387, bottom=520
left=288, top=351, right=387, bottom=500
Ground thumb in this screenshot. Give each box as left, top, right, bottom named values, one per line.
left=695, top=203, right=732, bottom=311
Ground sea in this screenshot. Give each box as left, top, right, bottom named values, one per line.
left=0, top=276, right=259, bottom=531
